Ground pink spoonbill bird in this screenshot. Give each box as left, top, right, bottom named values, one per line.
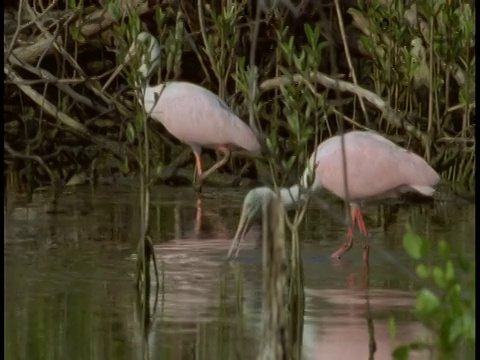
left=227, top=130, right=440, bottom=260
left=102, top=32, right=261, bottom=191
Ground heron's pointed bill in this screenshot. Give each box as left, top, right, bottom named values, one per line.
left=226, top=210, right=253, bottom=260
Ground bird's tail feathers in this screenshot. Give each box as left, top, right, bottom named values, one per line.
left=410, top=185, right=436, bottom=197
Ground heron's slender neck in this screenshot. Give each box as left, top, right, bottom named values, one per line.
left=278, top=185, right=307, bottom=210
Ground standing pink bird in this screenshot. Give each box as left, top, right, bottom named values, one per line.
left=227, top=130, right=440, bottom=259
left=102, top=32, right=261, bottom=190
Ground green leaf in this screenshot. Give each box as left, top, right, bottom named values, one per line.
left=438, top=239, right=451, bottom=258
left=445, top=260, right=455, bottom=282
left=416, top=289, right=440, bottom=314
left=126, top=122, right=136, bottom=143
left=107, top=0, right=122, bottom=20
left=292, top=50, right=306, bottom=73
left=286, top=112, right=299, bottom=133
left=402, top=227, right=427, bottom=260
left=389, top=316, right=397, bottom=340
left=392, top=345, right=410, bottom=360
left=304, top=24, right=314, bottom=43
left=282, top=157, right=295, bottom=172
left=416, top=264, right=431, bottom=279
left=130, top=14, right=141, bottom=36
left=155, top=164, right=164, bottom=176
left=119, top=157, right=130, bottom=174
left=463, top=313, right=475, bottom=340
left=135, top=114, right=145, bottom=133
left=457, top=254, right=471, bottom=272
left=432, top=266, right=447, bottom=289
left=448, top=314, right=474, bottom=344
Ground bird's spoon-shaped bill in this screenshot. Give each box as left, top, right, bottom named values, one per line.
left=226, top=209, right=253, bottom=260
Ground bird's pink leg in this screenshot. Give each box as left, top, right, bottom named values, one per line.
left=194, top=153, right=204, bottom=188
left=352, top=209, right=371, bottom=290
left=352, top=207, right=367, bottom=236
left=351, top=207, right=371, bottom=266
left=343, top=207, right=371, bottom=289
left=332, top=206, right=371, bottom=289
left=330, top=207, right=357, bottom=259
left=347, top=208, right=357, bottom=239
left=198, top=146, right=231, bottom=184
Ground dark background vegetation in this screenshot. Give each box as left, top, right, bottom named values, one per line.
left=4, top=0, right=475, bottom=196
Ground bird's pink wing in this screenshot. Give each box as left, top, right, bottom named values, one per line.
left=314, top=133, right=439, bottom=201
left=148, top=83, right=260, bottom=153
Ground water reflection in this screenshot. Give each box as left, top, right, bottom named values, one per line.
left=4, top=185, right=475, bottom=360
left=302, top=288, right=431, bottom=360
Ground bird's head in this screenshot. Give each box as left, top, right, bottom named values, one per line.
left=228, top=187, right=275, bottom=259
left=102, top=32, right=162, bottom=92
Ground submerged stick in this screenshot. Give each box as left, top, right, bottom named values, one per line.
left=4, top=140, right=63, bottom=209
left=257, top=193, right=288, bottom=360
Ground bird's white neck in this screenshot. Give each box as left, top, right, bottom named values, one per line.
left=278, top=185, right=307, bottom=210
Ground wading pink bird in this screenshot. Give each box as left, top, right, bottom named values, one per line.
left=227, top=130, right=440, bottom=260
left=102, top=32, right=261, bottom=191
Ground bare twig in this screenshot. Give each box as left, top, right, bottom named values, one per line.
left=248, top=1, right=262, bottom=136
left=350, top=5, right=467, bottom=88
left=197, top=0, right=218, bottom=86
left=5, top=64, right=89, bottom=135
left=4, top=141, right=58, bottom=196
left=333, top=0, right=371, bottom=127
left=4, top=78, right=93, bottom=85
left=5, top=0, right=26, bottom=62
left=260, top=72, right=430, bottom=147
left=6, top=0, right=151, bottom=66
left=18, top=62, right=110, bottom=114
left=180, top=24, right=212, bottom=85
left=5, top=64, right=134, bottom=160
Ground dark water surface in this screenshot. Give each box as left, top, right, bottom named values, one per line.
left=4, top=185, right=475, bottom=360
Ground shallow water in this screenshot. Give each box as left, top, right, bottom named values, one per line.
left=4, top=185, right=475, bottom=360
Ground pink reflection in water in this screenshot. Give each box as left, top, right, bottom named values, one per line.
left=303, top=288, right=432, bottom=360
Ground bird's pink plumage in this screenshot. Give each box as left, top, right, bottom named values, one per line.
left=312, top=131, right=440, bottom=202
left=144, top=82, right=261, bottom=154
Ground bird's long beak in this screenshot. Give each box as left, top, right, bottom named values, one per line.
left=102, top=44, right=137, bottom=92
left=226, top=210, right=253, bottom=260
